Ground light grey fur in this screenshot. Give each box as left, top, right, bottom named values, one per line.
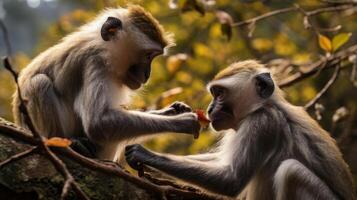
left=125, top=61, right=355, bottom=199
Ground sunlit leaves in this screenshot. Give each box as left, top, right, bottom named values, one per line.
left=166, top=53, right=188, bottom=74
left=302, top=85, right=316, bottom=101
left=156, top=87, right=183, bottom=108
left=274, top=34, right=297, bottom=56
left=252, top=38, right=272, bottom=51
left=169, top=0, right=216, bottom=15
left=169, top=0, right=205, bottom=15
left=176, top=71, right=193, bottom=84
left=318, top=34, right=332, bottom=53
left=193, top=43, right=213, bottom=58
left=215, top=11, right=233, bottom=41
left=332, top=33, right=352, bottom=52
left=318, top=33, right=351, bottom=53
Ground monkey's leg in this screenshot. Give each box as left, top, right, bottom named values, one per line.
left=274, top=159, right=338, bottom=200
left=23, top=74, right=66, bottom=138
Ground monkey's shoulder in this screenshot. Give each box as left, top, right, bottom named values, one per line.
left=246, top=105, right=287, bottom=130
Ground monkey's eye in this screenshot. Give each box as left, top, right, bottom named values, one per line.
left=211, top=86, right=226, bottom=100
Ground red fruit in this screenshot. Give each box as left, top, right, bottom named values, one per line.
left=195, top=109, right=210, bottom=126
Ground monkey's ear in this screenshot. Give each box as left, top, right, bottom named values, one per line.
left=255, top=72, right=275, bottom=99
left=101, top=17, right=123, bottom=41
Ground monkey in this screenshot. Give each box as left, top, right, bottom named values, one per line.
left=125, top=60, right=356, bottom=200
left=12, top=5, right=200, bottom=161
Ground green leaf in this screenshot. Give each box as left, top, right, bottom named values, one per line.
left=318, top=34, right=332, bottom=52
left=332, top=33, right=352, bottom=52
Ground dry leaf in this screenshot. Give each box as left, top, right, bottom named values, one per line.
left=45, top=137, right=72, bottom=147
left=157, top=87, right=183, bottom=107
left=166, top=53, right=188, bottom=74
left=318, top=34, right=332, bottom=53
left=216, top=11, right=233, bottom=41
left=182, top=0, right=205, bottom=15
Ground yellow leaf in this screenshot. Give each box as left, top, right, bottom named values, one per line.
left=318, top=34, right=332, bottom=52
left=332, top=33, right=352, bottom=52
left=45, top=137, right=72, bottom=148
left=166, top=54, right=188, bottom=74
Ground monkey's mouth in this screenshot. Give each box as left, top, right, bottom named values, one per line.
left=124, top=71, right=143, bottom=90
left=209, top=105, right=233, bottom=124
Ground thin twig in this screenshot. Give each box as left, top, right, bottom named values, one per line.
left=321, top=0, right=357, bottom=5
left=278, top=44, right=357, bottom=88
left=232, top=7, right=297, bottom=27
left=61, top=177, right=75, bottom=199
left=0, top=20, right=12, bottom=55
left=304, top=64, right=341, bottom=110
left=54, top=147, right=224, bottom=200
left=232, top=4, right=356, bottom=27
left=0, top=146, right=38, bottom=168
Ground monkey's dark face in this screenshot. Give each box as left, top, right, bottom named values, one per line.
left=207, top=86, right=235, bottom=131
left=207, top=70, right=275, bottom=131
left=100, top=16, right=168, bottom=90
left=124, top=50, right=162, bottom=90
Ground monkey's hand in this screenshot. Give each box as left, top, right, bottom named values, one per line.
left=150, top=101, right=192, bottom=116
left=174, top=112, right=201, bottom=139
left=125, top=144, right=154, bottom=171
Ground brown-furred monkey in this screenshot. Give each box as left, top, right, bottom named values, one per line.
left=126, top=60, right=355, bottom=200
left=13, top=5, right=200, bottom=161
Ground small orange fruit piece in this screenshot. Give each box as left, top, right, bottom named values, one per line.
left=195, top=109, right=211, bottom=127
left=45, top=137, right=72, bottom=148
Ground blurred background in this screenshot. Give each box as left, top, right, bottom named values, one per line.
left=0, top=0, right=356, bottom=183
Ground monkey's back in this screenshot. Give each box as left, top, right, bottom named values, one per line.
left=12, top=37, right=94, bottom=138
left=271, top=102, right=355, bottom=200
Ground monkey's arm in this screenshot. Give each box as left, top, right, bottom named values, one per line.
left=125, top=144, right=253, bottom=197
left=183, top=153, right=219, bottom=162
left=126, top=109, right=280, bottom=197
left=80, top=107, right=199, bottom=143
left=76, top=71, right=199, bottom=143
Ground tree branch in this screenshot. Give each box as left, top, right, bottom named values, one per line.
left=304, top=64, right=341, bottom=110
left=232, top=3, right=356, bottom=27
left=277, top=44, right=357, bottom=88
left=0, top=146, right=38, bottom=168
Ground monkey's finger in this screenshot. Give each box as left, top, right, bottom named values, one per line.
left=126, top=157, right=141, bottom=170
left=193, top=131, right=200, bottom=139
left=172, top=102, right=192, bottom=113
left=165, top=107, right=177, bottom=115
left=137, top=163, right=144, bottom=177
